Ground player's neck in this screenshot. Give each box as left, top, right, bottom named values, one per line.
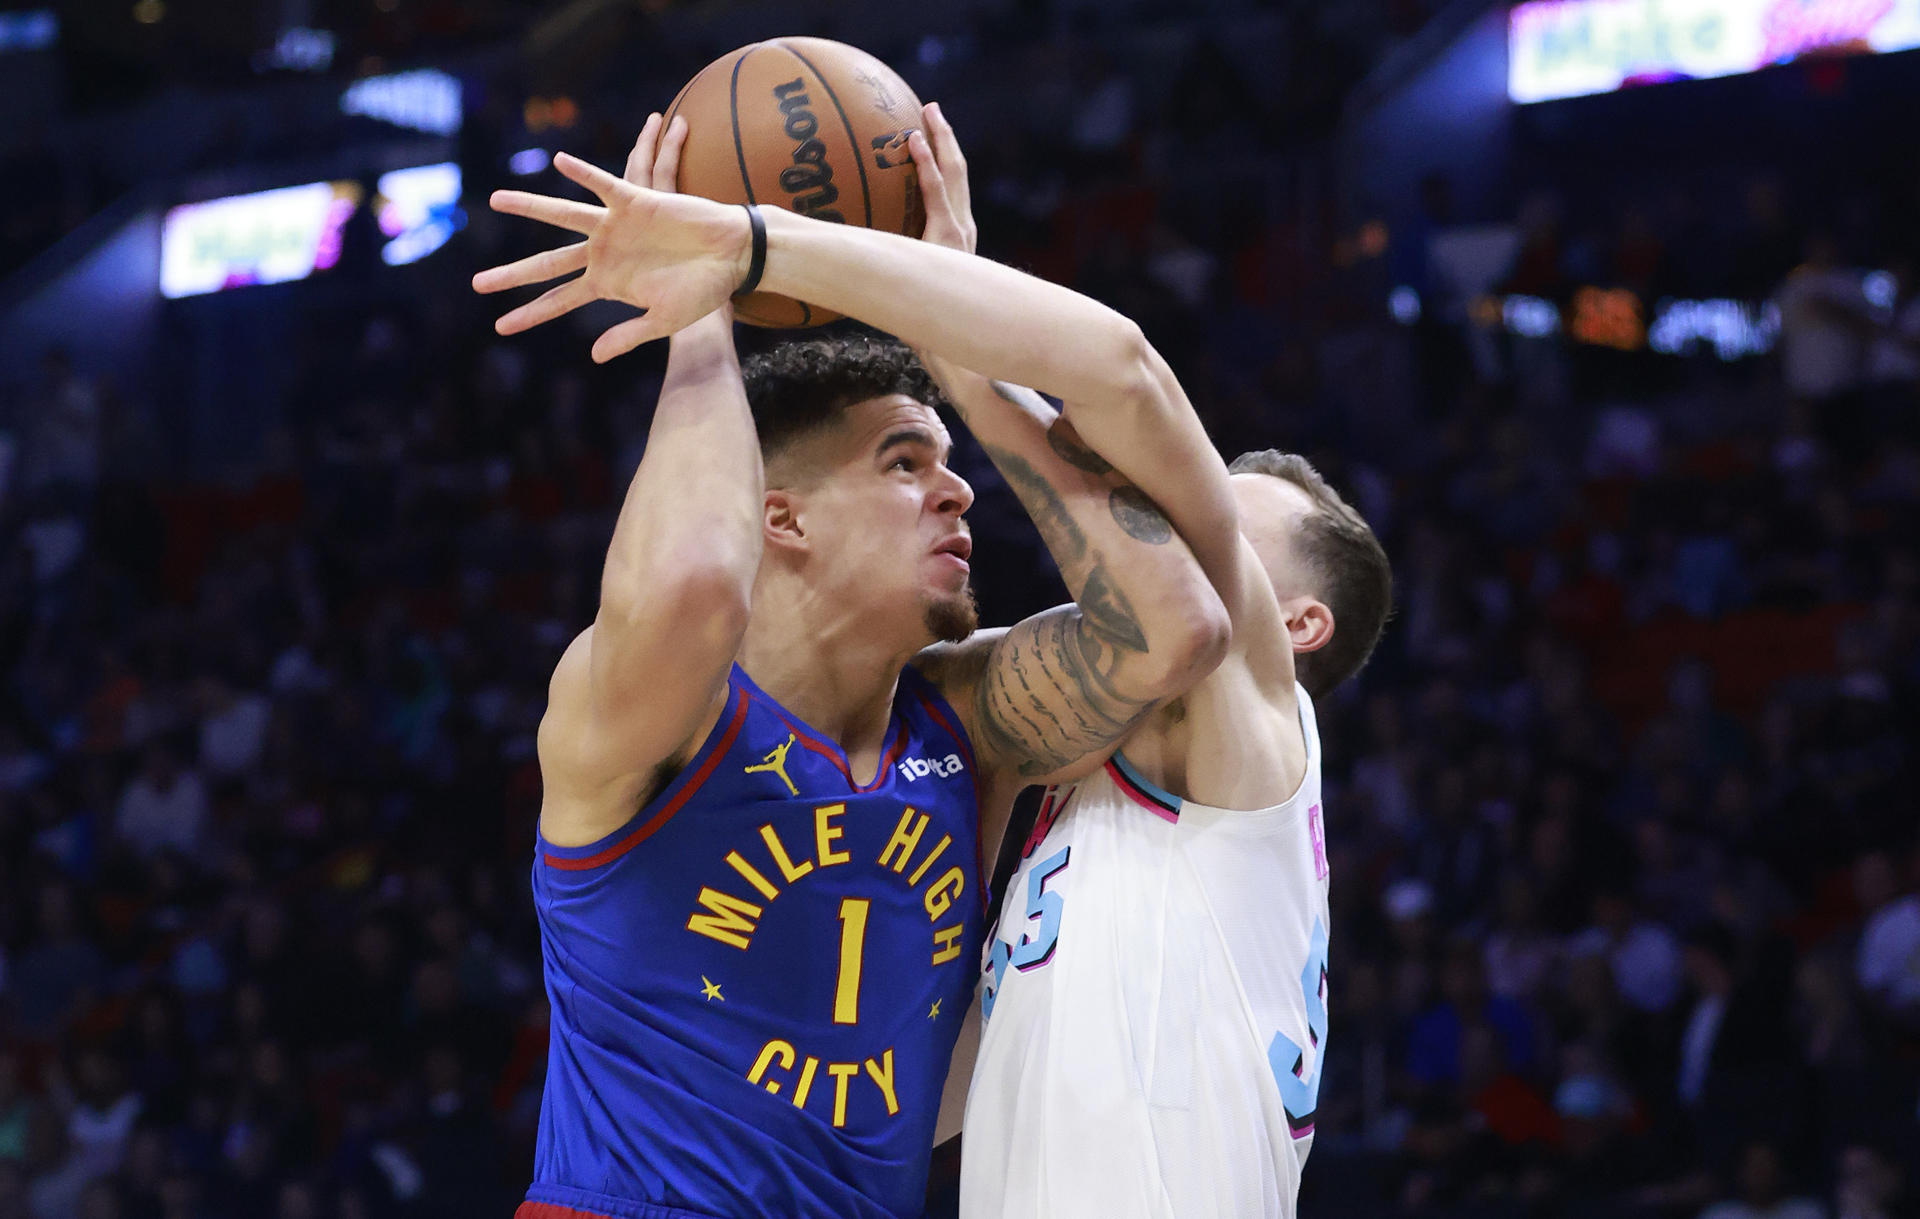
left=737, top=592, right=921, bottom=760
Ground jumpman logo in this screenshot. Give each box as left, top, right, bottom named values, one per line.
left=744, top=734, right=799, bottom=795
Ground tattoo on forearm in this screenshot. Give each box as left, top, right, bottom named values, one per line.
left=981, top=443, right=1088, bottom=567
left=1045, top=418, right=1114, bottom=475
left=1075, top=565, right=1150, bottom=652
left=973, top=607, right=1159, bottom=777
left=1108, top=486, right=1173, bottom=544
left=973, top=428, right=1177, bottom=778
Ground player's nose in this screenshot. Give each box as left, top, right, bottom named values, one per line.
left=932, top=465, right=974, bottom=517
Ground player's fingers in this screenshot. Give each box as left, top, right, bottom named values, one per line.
left=591, top=314, right=669, bottom=363
left=489, top=190, right=603, bottom=235
left=471, top=242, right=588, bottom=294
left=898, top=131, right=960, bottom=236
left=654, top=114, right=689, bottom=195
left=495, top=276, right=595, bottom=335
left=624, top=112, right=663, bottom=186
left=554, top=151, right=633, bottom=205
left=907, top=130, right=951, bottom=207
left=924, top=102, right=969, bottom=193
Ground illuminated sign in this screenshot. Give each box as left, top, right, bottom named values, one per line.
left=1647, top=298, right=1782, bottom=359
left=1405, top=287, right=1784, bottom=359
left=341, top=68, right=462, bottom=135
left=374, top=162, right=465, bottom=266
left=1509, top=0, right=1920, bottom=103
left=161, top=182, right=362, bottom=299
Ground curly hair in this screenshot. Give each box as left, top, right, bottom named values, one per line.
left=742, top=336, right=946, bottom=474
left=1228, top=450, right=1393, bottom=697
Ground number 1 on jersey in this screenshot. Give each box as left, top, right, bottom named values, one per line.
left=834, top=897, right=870, bottom=1025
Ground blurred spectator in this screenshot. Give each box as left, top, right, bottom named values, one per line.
left=1698, top=1142, right=1826, bottom=1219
left=112, top=744, right=207, bottom=860
left=194, top=678, right=271, bottom=782
left=0, top=6, right=1916, bottom=1216
left=1854, top=851, right=1920, bottom=1015
left=1776, top=233, right=1878, bottom=463
left=9, top=884, right=106, bottom=1040
left=1832, top=1144, right=1911, bottom=1219
left=19, top=351, right=101, bottom=499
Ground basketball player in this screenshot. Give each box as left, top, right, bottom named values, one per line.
left=483, top=113, right=1236, bottom=1219
left=952, top=442, right=1392, bottom=1219
left=879, top=108, right=1395, bottom=1218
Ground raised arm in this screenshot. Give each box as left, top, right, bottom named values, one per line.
left=913, top=374, right=1227, bottom=789
left=474, top=109, right=1252, bottom=623
left=906, top=106, right=1248, bottom=620
left=535, top=115, right=763, bottom=847
left=868, top=116, right=1227, bottom=791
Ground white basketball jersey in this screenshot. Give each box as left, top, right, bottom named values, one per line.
left=960, top=687, right=1330, bottom=1219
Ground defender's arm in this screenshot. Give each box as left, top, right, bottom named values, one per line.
left=913, top=371, right=1227, bottom=795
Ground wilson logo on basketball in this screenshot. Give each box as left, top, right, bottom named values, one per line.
left=770, top=78, right=845, bottom=223
left=871, top=131, right=913, bottom=169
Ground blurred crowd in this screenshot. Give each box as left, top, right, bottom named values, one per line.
left=4, top=4, right=1920, bottom=1219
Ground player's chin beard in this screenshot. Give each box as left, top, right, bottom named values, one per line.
left=923, top=585, right=979, bottom=644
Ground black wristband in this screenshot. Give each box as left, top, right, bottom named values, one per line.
left=735, top=204, right=767, bottom=297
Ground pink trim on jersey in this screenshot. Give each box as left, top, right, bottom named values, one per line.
left=1308, top=802, right=1328, bottom=880
left=1104, top=759, right=1180, bottom=824
left=516, top=1202, right=613, bottom=1219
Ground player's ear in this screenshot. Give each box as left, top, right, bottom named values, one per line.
left=764, top=489, right=807, bottom=550
left=1281, top=596, right=1334, bottom=655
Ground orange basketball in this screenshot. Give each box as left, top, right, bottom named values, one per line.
left=664, top=37, right=926, bottom=328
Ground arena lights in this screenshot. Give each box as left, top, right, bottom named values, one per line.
left=161, top=182, right=362, bottom=299
left=374, top=163, right=465, bottom=266
left=509, top=148, right=552, bottom=176
left=1509, top=0, right=1920, bottom=104
left=1864, top=270, right=1898, bottom=312
left=0, top=9, right=56, bottom=53
left=1399, top=288, right=1784, bottom=360
left=1389, top=286, right=1422, bottom=325
left=341, top=67, right=462, bottom=136
left=254, top=26, right=335, bottom=73
left=1504, top=294, right=1561, bottom=339
left=1647, top=298, right=1782, bottom=360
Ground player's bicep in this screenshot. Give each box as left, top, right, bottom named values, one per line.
left=968, top=604, right=1168, bottom=786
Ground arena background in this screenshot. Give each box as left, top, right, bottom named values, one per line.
left=2, top=0, right=1918, bottom=1216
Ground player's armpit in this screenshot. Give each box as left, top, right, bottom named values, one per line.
left=537, top=615, right=734, bottom=847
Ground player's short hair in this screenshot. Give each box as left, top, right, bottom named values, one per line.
left=742, top=336, right=946, bottom=477
left=1228, top=450, right=1392, bottom=697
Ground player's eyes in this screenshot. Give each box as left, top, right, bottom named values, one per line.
left=889, top=457, right=915, bottom=472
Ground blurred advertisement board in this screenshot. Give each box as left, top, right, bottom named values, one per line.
left=1510, top=0, right=1920, bottom=102
left=373, top=163, right=465, bottom=266
left=161, top=182, right=362, bottom=299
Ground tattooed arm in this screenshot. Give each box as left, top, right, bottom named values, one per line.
left=914, top=366, right=1228, bottom=834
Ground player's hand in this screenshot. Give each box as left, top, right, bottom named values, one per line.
left=477, top=113, right=692, bottom=339
left=625, top=113, right=733, bottom=335
left=625, top=110, right=687, bottom=193
left=910, top=102, right=976, bottom=256
left=473, top=132, right=744, bottom=362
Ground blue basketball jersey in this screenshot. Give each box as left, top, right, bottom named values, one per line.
left=527, top=663, right=984, bottom=1219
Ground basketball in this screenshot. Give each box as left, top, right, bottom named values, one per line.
left=663, top=37, right=926, bottom=327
